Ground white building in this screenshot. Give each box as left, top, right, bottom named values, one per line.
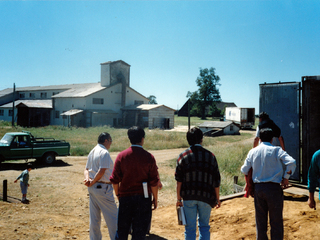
left=0, top=60, right=175, bottom=129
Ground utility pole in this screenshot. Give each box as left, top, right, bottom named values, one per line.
left=188, top=98, right=190, bottom=130
left=12, top=83, right=15, bottom=127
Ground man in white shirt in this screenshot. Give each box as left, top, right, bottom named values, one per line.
left=84, top=132, right=117, bottom=240
left=241, top=128, right=296, bottom=240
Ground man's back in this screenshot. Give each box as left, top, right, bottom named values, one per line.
left=111, top=146, right=159, bottom=197
left=175, top=145, right=220, bottom=207
left=242, top=142, right=296, bottom=183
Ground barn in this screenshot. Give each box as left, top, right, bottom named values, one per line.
left=178, top=100, right=237, bottom=116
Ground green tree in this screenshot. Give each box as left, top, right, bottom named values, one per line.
left=148, top=95, right=157, bottom=104
left=187, top=67, right=221, bottom=119
left=208, top=102, right=222, bottom=118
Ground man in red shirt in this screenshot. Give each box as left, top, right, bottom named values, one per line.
left=110, top=126, right=159, bottom=240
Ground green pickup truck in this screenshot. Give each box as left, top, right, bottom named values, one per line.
left=0, top=131, right=70, bottom=165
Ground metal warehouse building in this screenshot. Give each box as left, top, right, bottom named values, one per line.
left=0, top=60, right=174, bottom=129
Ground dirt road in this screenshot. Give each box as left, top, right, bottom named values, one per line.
left=0, top=147, right=319, bottom=240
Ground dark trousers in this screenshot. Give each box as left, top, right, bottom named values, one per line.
left=115, top=195, right=152, bottom=240
left=254, top=182, right=284, bottom=240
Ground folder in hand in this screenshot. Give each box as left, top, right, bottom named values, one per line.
left=177, top=206, right=187, bottom=225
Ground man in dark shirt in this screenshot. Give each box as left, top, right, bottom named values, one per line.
left=110, top=126, right=159, bottom=240
left=175, top=127, right=221, bottom=240
left=254, top=112, right=285, bottom=150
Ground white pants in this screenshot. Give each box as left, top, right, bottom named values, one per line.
left=88, top=183, right=118, bottom=240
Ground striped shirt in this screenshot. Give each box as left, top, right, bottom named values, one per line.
left=175, top=144, right=220, bottom=207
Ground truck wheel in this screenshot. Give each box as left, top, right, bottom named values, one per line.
left=43, top=153, right=56, bottom=165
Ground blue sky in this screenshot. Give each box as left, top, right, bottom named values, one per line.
left=1, top=1, right=320, bottom=113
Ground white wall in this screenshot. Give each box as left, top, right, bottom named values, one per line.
left=51, top=97, right=87, bottom=125
left=91, top=112, right=116, bottom=126
left=86, top=85, right=122, bottom=112
left=0, top=107, right=17, bottom=123
left=125, top=88, right=148, bottom=106
left=18, top=89, right=65, bottom=100
left=148, top=106, right=174, bottom=129
left=223, top=124, right=240, bottom=135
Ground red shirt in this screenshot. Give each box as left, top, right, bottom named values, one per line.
left=110, top=146, right=159, bottom=197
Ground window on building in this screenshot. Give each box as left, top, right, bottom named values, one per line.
left=29, top=93, right=35, bottom=98
left=41, top=92, right=47, bottom=98
left=52, top=92, right=59, bottom=96
left=230, top=125, right=234, bottom=131
left=0, top=110, right=4, bottom=116
left=55, top=111, right=60, bottom=119
left=93, top=98, right=104, bottom=104
left=9, top=110, right=13, bottom=117
left=19, top=93, right=25, bottom=98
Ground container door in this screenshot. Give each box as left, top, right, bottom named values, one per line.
left=301, top=76, right=320, bottom=184
left=259, top=82, right=300, bottom=180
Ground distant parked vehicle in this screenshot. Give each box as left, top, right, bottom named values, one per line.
left=0, top=131, right=70, bottom=165
left=225, top=107, right=255, bottom=129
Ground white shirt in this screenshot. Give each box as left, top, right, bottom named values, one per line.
left=86, top=144, right=113, bottom=182
left=241, top=142, right=296, bottom=183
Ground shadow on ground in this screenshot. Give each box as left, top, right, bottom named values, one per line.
left=284, top=194, right=308, bottom=202
left=0, top=159, right=71, bottom=171
left=146, top=234, right=168, bottom=240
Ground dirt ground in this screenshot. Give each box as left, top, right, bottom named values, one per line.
left=0, top=145, right=319, bottom=240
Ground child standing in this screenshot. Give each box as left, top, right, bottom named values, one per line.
left=14, top=163, right=32, bottom=203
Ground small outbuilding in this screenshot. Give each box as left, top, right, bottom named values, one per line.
left=121, top=104, right=175, bottom=129
left=15, top=100, right=52, bottom=127
left=198, top=121, right=240, bottom=137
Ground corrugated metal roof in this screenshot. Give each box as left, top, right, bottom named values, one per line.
left=122, top=104, right=175, bottom=111
left=198, top=121, right=234, bottom=128
left=0, top=83, right=103, bottom=98
left=0, top=100, right=52, bottom=108
left=60, top=109, right=118, bottom=116
left=16, top=100, right=53, bottom=109
left=60, top=109, right=83, bottom=116
left=52, top=83, right=105, bottom=98
left=0, top=81, right=150, bottom=101
left=0, top=100, right=23, bottom=108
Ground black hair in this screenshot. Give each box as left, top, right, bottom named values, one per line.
left=259, top=128, right=273, bottom=142
left=186, top=127, right=203, bottom=146
left=259, top=112, right=269, bottom=121
left=27, top=162, right=33, bottom=169
left=127, top=126, right=145, bottom=144
left=98, top=132, right=111, bottom=144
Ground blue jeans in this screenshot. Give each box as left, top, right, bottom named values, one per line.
left=20, top=182, right=28, bottom=194
left=183, top=200, right=212, bottom=240
left=115, top=195, right=152, bottom=240
left=254, top=183, right=284, bottom=240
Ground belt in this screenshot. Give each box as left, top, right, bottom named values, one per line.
left=254, top=182, right=279, bottom=185
left=97, top=181, right=112, bottom=184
